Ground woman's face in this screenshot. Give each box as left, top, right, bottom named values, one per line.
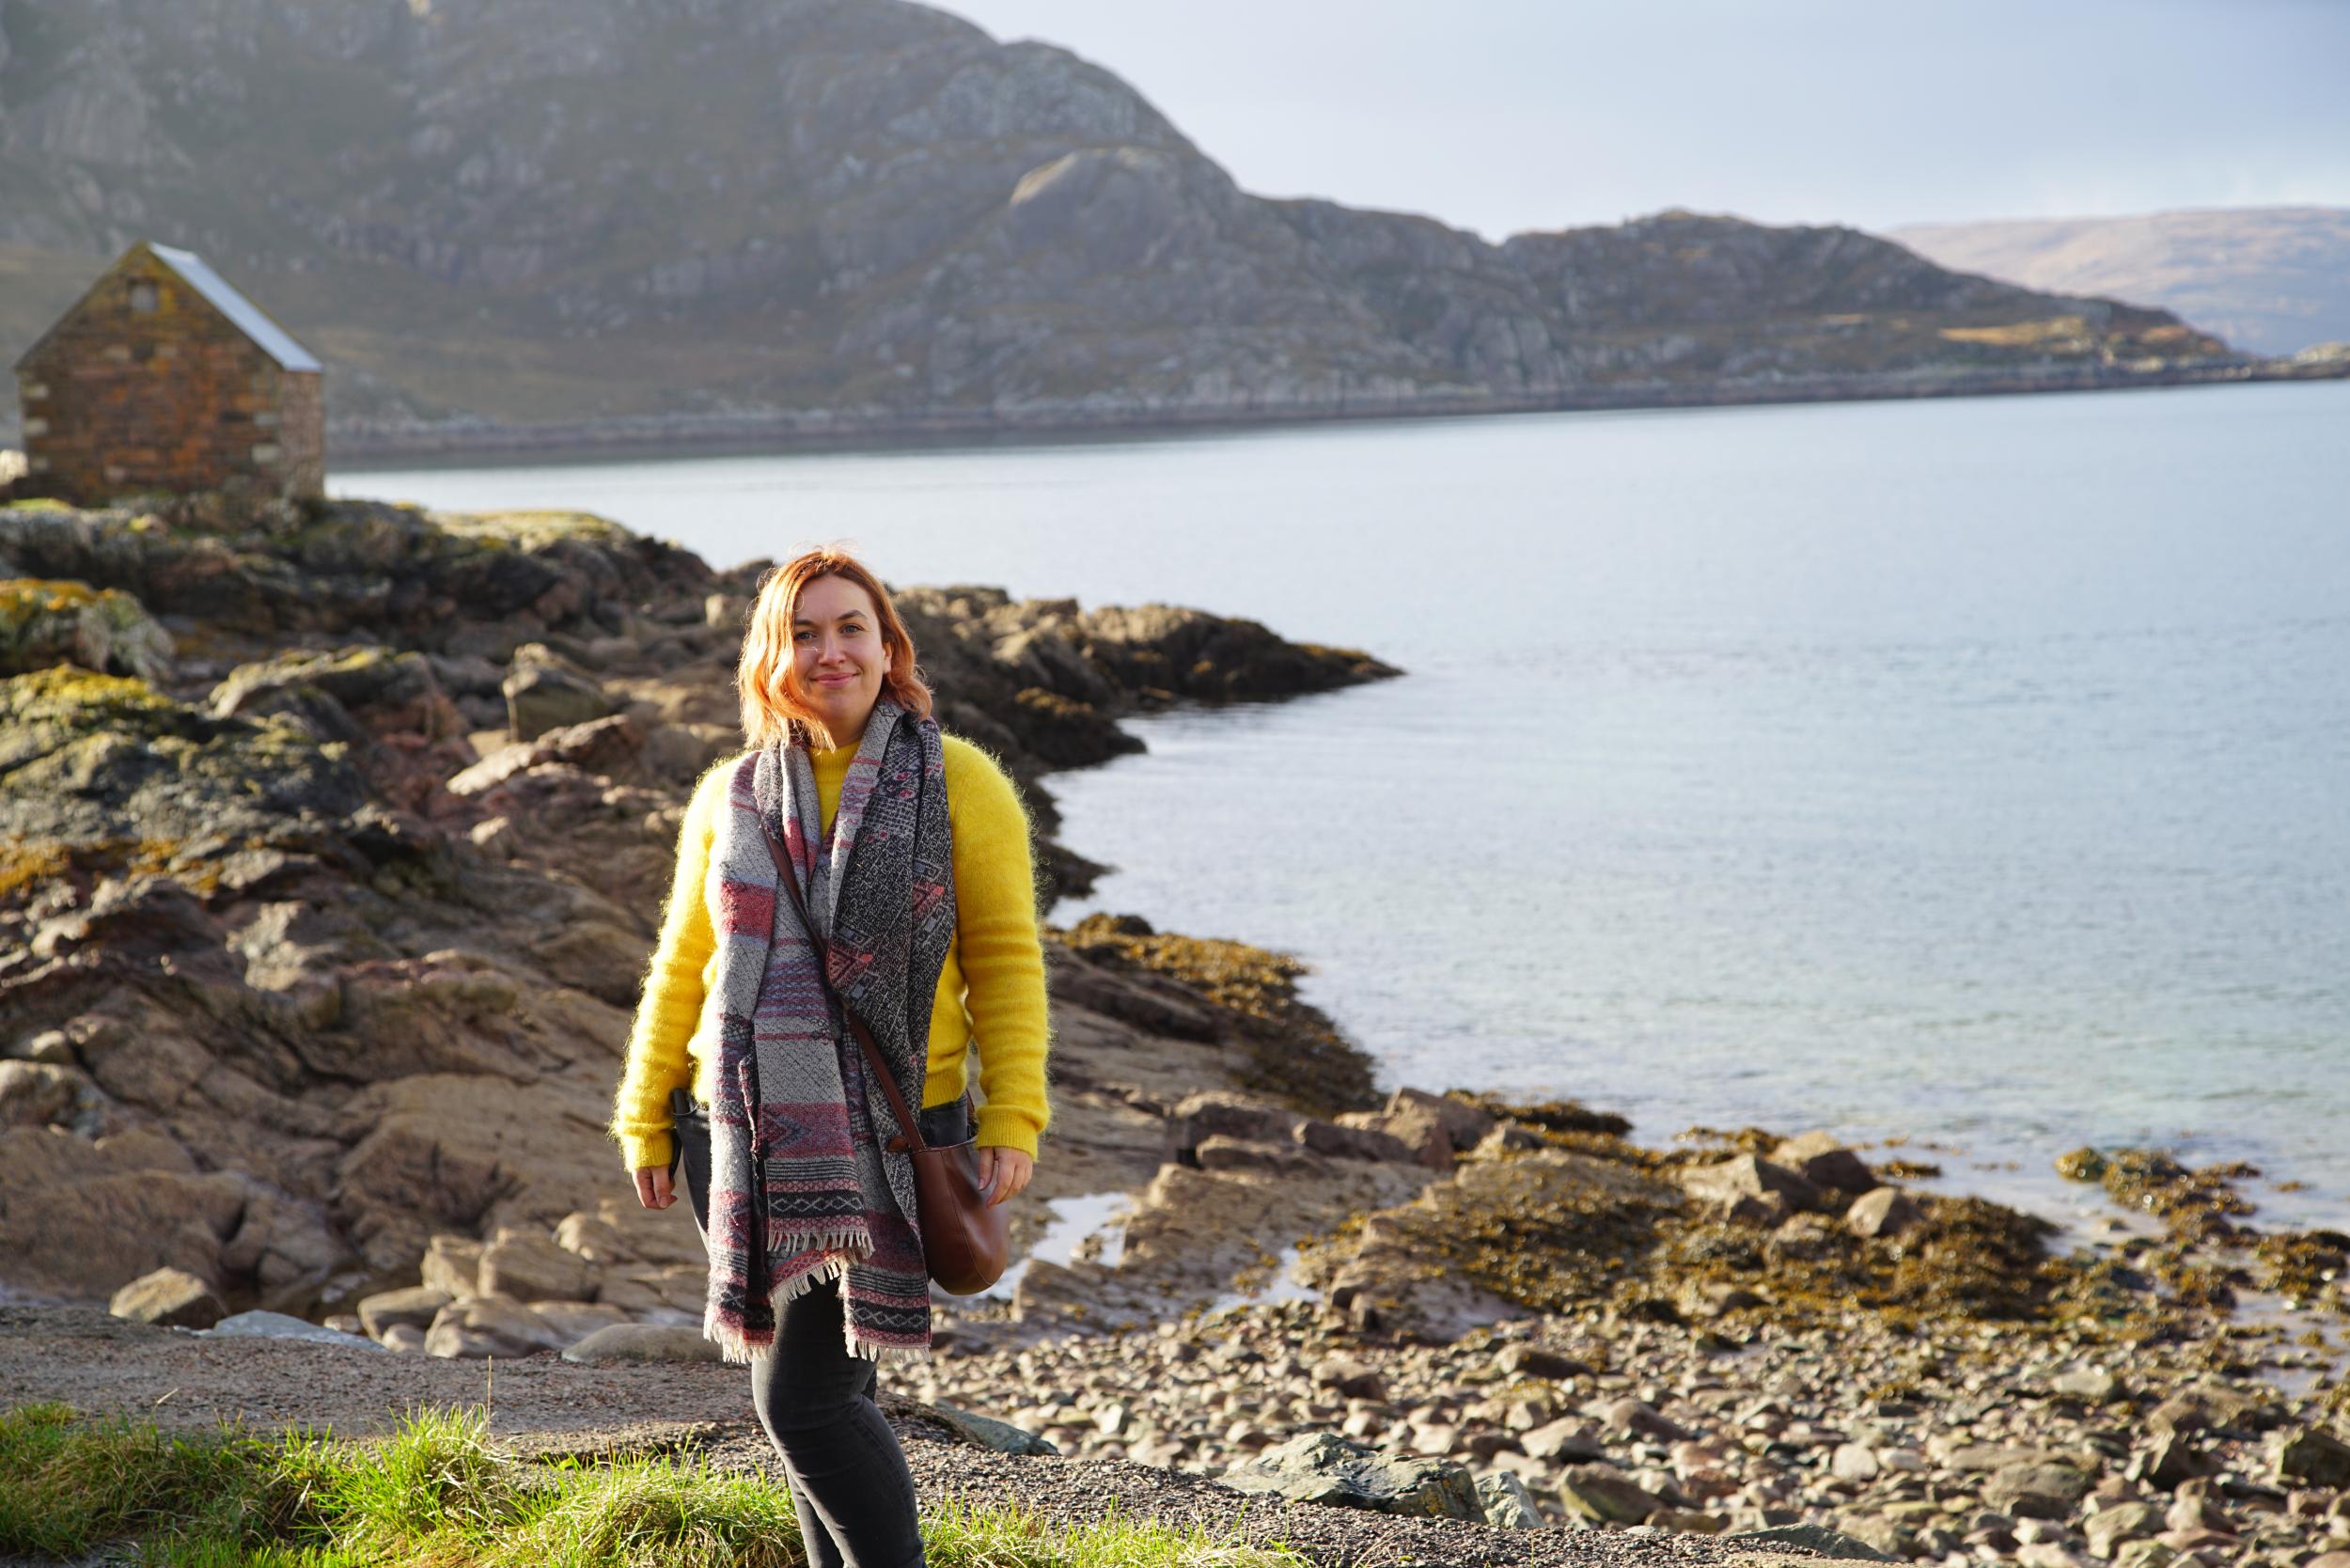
left=789, top=573, right=889, bottom=745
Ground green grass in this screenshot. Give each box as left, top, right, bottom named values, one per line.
left=0, top=1403, right=1307, bottom=1568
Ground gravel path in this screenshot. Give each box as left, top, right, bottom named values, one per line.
left=0, top=1307, right=1810, bottom=1568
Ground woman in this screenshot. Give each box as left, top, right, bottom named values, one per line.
left=609, top=546, right=1049, bottom=1568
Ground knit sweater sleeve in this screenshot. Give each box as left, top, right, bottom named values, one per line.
left=942, top=736, right=1053, bottom=1157
left=608, top=760, right=728, bottom=1172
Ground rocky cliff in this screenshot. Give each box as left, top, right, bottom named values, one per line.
left=0, top=0, right=2258, bottom=454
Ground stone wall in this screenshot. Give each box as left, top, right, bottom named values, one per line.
left=16, top=249, right=323, bottom=506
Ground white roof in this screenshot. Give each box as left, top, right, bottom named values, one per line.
left=149, top=243, right=323, bottom=373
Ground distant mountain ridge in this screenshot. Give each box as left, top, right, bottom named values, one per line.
left=1890, top=208, right=2350, bottom=358
left=0, top=0, right=2304, bottom=455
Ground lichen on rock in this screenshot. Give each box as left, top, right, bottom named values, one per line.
left=0, top=576, right=174, bottom=682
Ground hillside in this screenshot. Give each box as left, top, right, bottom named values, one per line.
left=0, top=0, right=2264, bottom=454
left=1890, top=207, right=2350, bottom=357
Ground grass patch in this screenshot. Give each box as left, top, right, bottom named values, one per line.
left=0, top=1403, right=1308, bottom=1568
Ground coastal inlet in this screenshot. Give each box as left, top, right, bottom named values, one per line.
left=3, top=491, right=2348, bottom=1566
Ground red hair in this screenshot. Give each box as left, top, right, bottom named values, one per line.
left=736, top=547, right=933, bottom=751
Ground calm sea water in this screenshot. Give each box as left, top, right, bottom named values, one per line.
left=340, top=383, right=2350, bottom=1229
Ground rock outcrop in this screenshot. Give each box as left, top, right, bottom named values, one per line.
left=0, top=490, right=1397, bottom=1317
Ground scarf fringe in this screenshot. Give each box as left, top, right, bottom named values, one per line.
left=770, top=1224, right=872, bottom=1262
left=704, top=1246, right=867, bottom=1364
left=843, top=1332, right=932, bottom=1365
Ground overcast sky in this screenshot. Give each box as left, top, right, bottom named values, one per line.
left=938, top=0, right=2350, bottom=240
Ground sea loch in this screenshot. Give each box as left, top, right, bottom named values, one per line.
left=342, top=379, right=2350, bottom=1228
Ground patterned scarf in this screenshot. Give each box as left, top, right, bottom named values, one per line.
left=700, top=696, right=957, bottom=1363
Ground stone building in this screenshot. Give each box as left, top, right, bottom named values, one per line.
left=13, top=242, right=324, bottom=505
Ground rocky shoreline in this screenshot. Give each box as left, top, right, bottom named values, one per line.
left=321, top=353, right=2350, bottom=464
left=6, top=486, right=2350, bottom=1568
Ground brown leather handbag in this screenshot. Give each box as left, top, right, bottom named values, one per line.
left=759, top=819, right=1012, bottom=1295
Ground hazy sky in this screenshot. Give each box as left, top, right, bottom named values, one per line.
left=938, top=0, right=2350, bottom=240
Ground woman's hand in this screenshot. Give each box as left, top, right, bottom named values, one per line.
left=634, top=1166, right=677, bottom=1210
left=975, top=1146, right=1032, bottom=1206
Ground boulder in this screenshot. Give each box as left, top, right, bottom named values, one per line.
left=562, top=1323, right=725, bottom=1364
left=1555, top=1466, right=1666, bottom=1525
left=357, top=1285, right=452, bottom=1340
left=1334, top=1105, right=1449, bottom=1168
left=478, top=1227, right=597, bottom=1303
left=1602, top=1397, right=1688, bottom=1441
left=1986, top=1461, right=2095, bottom=1519
left=2162, top=1492, right=2227, bottom=1535
left=1721, top=1191, right=1795, bottom=1229
left=2052, top=1365, right=2123, bottom=1403
left=0, top=1123, right=246, bottom=1300
left=1682, top=1154, right=1822, bottom=1213
left=2148, top=1382, right=2283, bottom=1436
left=1309, top=1355, right=1388, bottom=1402
left=1292, top=1117, right=1412, bottom=1163
left=2127, top=1435, right=2216, bottom=1491
left=216, top=1186, right=348, bottom=1317
left=536, top=713, right=643, bottom=774
left=1167, top=1091, right=1302, bottom=1161
left=1221, top=1431, right=1480, bottom=1519
left=0, top=577, right=174, bottom=681
left=1195, top=1135, right=1317, bottom=1176
left=1832, top=1442, right=1882, bottom=1482
left=2279, top=1427, right=2350, bottom=1490
left=1519, top=1417, right=1608, bottom=1463
left=504, top=662, right=610, bottom=741
left=596, top=1264, right=709, bottom=1319
left=424, top=1294, right=570, bottom=1358
left=1328, top=1088, right=1490, bottom=1170
left=1475, top=1471, right=1543, bottom=1529
left=0, top=1060, right=88, bottom=1127
left=922, top=1403, right=1057, bottom=1456
left=1846, top=1186, right=1924, bottom=1239
left=380, top=1324, right=429, bottom=1355
left=419, top=1234, right=485, bottom=1297
left=1393, top=1088, right=1496, bottom=1151
left=109, top=1266, right=226, bottom=1329
left=1771, top=1130, right=1879, bottom=1195
left=1495, top=1343, right=1593, bottom=1381
left=2084, top=1501, right=2168, bottom=1560
left=641, top=722, right=730, bottom=785
left=211, top=646, right=462, bottom=743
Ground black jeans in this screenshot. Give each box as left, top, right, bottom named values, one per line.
left=673, top=1092, right=971, bottom=1568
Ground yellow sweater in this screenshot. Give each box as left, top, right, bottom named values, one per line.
left=609, top=733, right=1052, bottom=1169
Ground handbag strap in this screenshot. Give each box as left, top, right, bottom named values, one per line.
left=756, top=813, right=931, bottom=1156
